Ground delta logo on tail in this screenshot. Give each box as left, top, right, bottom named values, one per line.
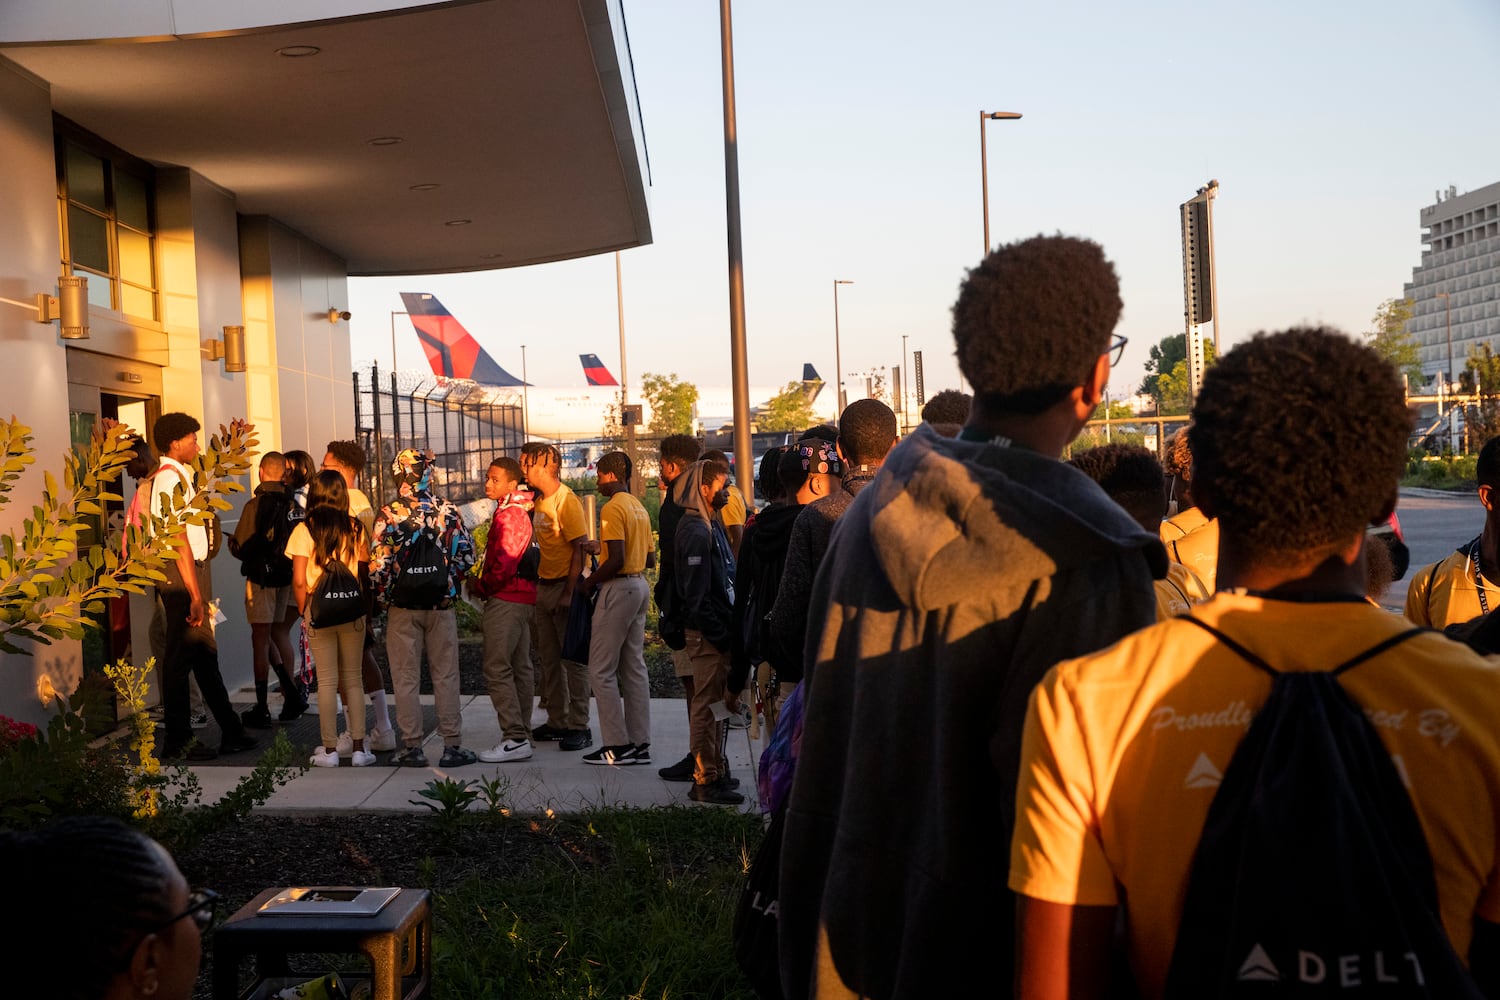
left=399, top=292, right=525, bottom=387
left=580, top=354, right=619, bottom=386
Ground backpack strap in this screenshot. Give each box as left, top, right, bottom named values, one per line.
left=1179, top=615, right=1429, bottom=678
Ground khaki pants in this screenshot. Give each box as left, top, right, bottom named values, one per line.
left=482, top=598, right=535, bottom=743
left=308, top=618, right=365, bottom=749
left=587, top=577, right=651, bottom=747
left=386, top=607, right=462, bottom=747
left=532, top=579, right=590, bottom=730
left=684, top=628, right=729, bottom=783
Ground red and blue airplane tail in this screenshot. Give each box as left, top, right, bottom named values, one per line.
left=580, top=354, right=619, bottom=386
left=399, top=292, right=525, bottom=387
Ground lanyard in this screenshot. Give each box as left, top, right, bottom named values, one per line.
left=1470, top=539, right=1491, bottom=615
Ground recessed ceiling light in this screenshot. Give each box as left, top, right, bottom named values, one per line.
left=367, top=136, right=403, bottom=146
left=445, top=219, right=472, bottom=227
left=277, top=45, right=321, bottom=57
left=409, top=183, right=440, bottom=191
left=479, top=252, right=505, bottom=259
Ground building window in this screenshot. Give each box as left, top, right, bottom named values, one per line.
left=56, top=129, right=158, bottom=322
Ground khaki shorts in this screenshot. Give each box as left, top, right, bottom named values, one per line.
left=244, top=579, right=292, bottom=624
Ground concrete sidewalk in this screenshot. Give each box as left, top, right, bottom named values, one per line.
left=184, top=695, right=769, bottom=816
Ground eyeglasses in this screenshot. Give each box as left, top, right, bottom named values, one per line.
left=147, top=888, right=220, bottom=935
left=1105, top=334, right=1128, bottom=367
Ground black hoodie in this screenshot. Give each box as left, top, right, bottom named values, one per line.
left=728, top=501, right=803, bottom=690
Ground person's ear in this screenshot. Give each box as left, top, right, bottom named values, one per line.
left=128, top=932, right=164, bottom=997
left=1481, top=483, right=1495, bottom=514
left=1078, top=352, right=1111, bottom=409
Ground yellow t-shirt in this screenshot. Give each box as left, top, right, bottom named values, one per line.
left=533, top=483, right=587, bottom=580
left=600, top=490, right=651, bottom=575
left=1405, top=542, right=1498, bottom=630
left=1161, top=507, right=1219, bottom=593
left=285, top=520, right=366, bottom=591
left=348, top=487, right=375, bottom=535
left=720, top=482, right=749, bottom=530
left=1010, top=592, right=1500, bottom=999
left=1154, top=559, right=1209, bottom=620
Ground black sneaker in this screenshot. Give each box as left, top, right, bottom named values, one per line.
left=531, top=723, right=568, bottom=742
left=438, top=745, right=477, bottom=768
left=392, top=746, right=429, bottom=767
left=618, top=743, right=652, bottom=766
left=221, top=734, right=258, bottom=755
left=688, top=778, right=745, bottom=806
left=278, top=697, right=308, bottom=723
left=240, top=705, right=274, bottom=729
left=582, top=744, right=633, bottom=766
left=559, top=729, right=593, bottom=752
left=658, top=753, right=695, bottom=782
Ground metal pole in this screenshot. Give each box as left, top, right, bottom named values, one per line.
left=617, top=251, right=639, bottom=492
left=980, top=111, right=990, bottom=257
left=901, top=334, right=910, bottom=434
left=371, top=364, right=385, bottom=504
left=979, top=111, right=1023, bottom=257
left=520, top=344, right=529, bottom=440
left=390, top=311, right=407, bottom=375
left=833, top=279, right=852, bottom=413
left=720, top=0, right=753, bottom=492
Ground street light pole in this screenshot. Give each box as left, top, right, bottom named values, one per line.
left=520, top=344, right=529, bottom=440
left=389, top=310, right=408, bottom=376
left=1437, top=291, right=1453, bottom=392
left=833, top=279, right=853, bottom=413
left=979, top=110, right=1023, bottom=256
left=616, top=250, right=638, bottom=489
left=901, top=334, right=910, bottom=433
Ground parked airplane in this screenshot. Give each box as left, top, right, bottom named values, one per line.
left=399, top=293, right=825, bottom=439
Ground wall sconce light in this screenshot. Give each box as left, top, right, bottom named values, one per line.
left=0, top=274, right=90, bottom=339
left=327, top=308, right=351, bottom=323
left=203, top=325, right=247, bottom=373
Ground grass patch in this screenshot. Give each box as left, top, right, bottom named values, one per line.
left=428, top=807, right=761, bottom=998
left=1402, top=453, right=1477, bottom=491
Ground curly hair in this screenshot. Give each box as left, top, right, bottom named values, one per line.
left=839, top=398, right=898, bottom=468
left=1068, top=443, right=1167, bottom=529
left=324, top=439, right=366, bottom=474
left=3, top=816, right=176, bottom=1000
left=951, top=234, right=1122, bottom=414
left=658, top=434, right=701, bottom=467
left=1162, top=425, right=1194, bottom=481
left=151, top=412, right=199, bottom=454
left=1476, top=436, right=1500, bottom=489
left=1189, top=327, right=1412, bottom=560
left=123, top=435, right=156, bottom=481
left=921, top=389, right=972, bottom=425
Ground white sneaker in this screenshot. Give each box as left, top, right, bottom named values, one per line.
left=367, top=727, right=399, bottom=752
left=310, top=747, right=339, bottom=768
left=350, top=749, right=377, bottom=767
left=335, top=731, right=353, bottom=757
left=478, top=739, right=533, bottom=763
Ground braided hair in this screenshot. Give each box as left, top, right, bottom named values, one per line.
left=2, top=816, right=175, bottom=999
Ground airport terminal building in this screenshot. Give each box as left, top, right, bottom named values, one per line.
left=0, top=1, right=652, bottom=724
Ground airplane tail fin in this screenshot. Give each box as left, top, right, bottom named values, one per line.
left=399, top=292, right=525, bottom=386
left=801, top=363, right=824, bottom=405
left=580, top=353, right=619, bottom=386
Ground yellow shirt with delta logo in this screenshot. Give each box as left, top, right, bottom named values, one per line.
left=1010, top=592, right=1500, bottom=999
left=600, top=490, right=651, bottom=574
left=1154, top=559, right=1209, bottom=620
left=1161, top=506, right=1219, bottom=593
left=1404, top=539, right=1500, bottom=631
left=532, top=483, right=587, bottom=581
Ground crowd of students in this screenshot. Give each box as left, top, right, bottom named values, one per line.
left=64, top=231, right=1500, bottom=998
left=749, top=235, right=1500, bottom=999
